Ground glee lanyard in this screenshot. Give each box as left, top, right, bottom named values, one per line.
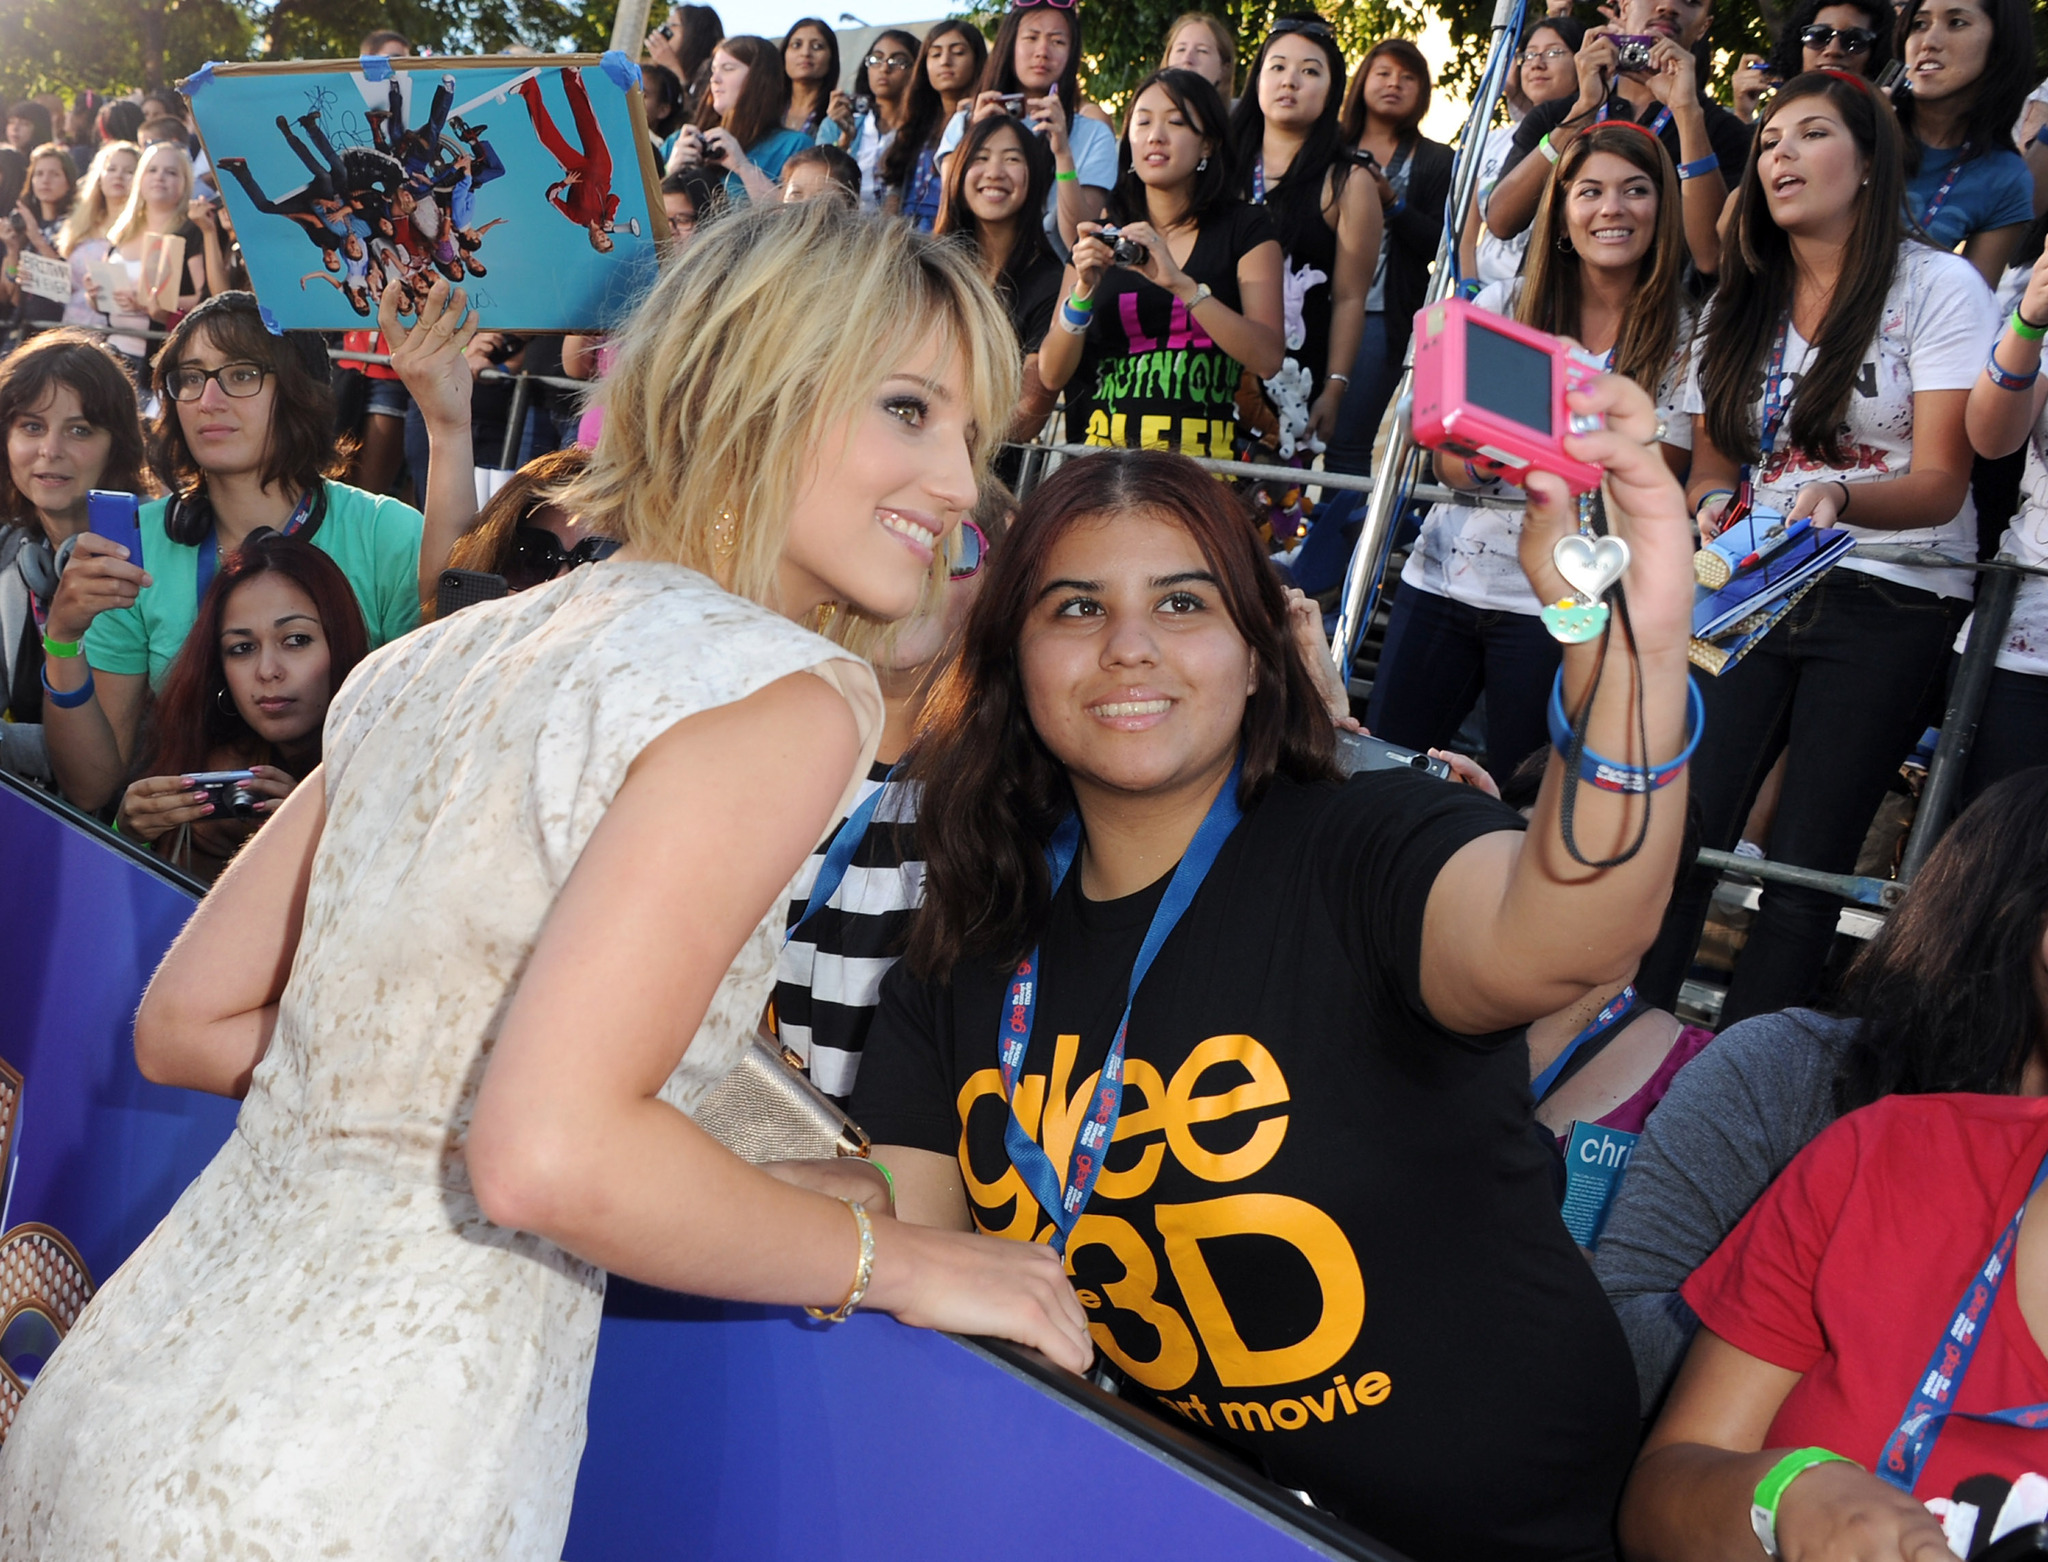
left=1251, top=154, right=1265, bottom=204
left=1596, top=100, right=1673, bottom=138
left=1875, top=1149, right=2048, bottom=1493
left=785, top=765, right=904, bottom=943
left=1530, top=984, right=1639, bottom=1102
left=193, top=485, right=319, bottom=608
left=1918, top=143, right=1971, bottom=232
left=1746, top=317, right=1796, bottom=485
left=999, top=760, right=1244, bottom=1254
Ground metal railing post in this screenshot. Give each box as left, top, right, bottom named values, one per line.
left=498, top=374, right=533, bottom=472
left=1329, top=0, right=1526, bottom=671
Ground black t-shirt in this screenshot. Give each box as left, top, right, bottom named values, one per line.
left=1502, top=89, right=1752, bottom=192
left=852, top=772, right=1639, bottom=1562
left=1063, top=201, right=1277, bottom=457
left=1003, top=247, right=1065, bottom=358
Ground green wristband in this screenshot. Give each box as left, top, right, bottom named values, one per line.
left=1750, top=1447, right=1855, bottom=1558
left=870, top=1159, right=897, bottom=1211
left=1054, top=169, right=1078, bottom=183
left=2013, top=307, right=2048, bottom=343
left=41, top=632, right=81, bottom=659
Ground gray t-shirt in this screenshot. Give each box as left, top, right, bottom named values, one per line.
left=1592, top=1008, right=1856, bottom=1418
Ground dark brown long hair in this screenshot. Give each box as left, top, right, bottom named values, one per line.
left=1701, top=72, right=1907, bottom=468
left=976, top=5, right=1085, bottom=120
left=0, top=329, right=149, bottom=531
left=882, top=20, right=989, bottom=192
left=934, top=112, right=1056, bottom=295
left=143, top=532, right=368, bottom=779
left=150, top=293, right=345, bottom=542
left=905, top=450, right=1340, bottom=976
left=1834, top=767, right=2048, bottom=1113
left=695, top=35, right=789, bottom=153
left=1520, top=122, right=1688, bottom=397
left=781, top=18, right=841, bottom=130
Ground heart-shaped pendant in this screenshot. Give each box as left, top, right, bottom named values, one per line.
left=1553, top=533, right=1632, bottom=602
left=1541, top=596, right=1611, bottom=644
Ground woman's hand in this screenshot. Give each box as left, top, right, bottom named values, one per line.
left=188, top=197, right=218, bottom=234
left=111, top=285, right=142, bottom=313
left=239, top=764, right=299, bottom=815
left=1695, top=491, right=1735, bottom=542
left=1642, top=37, right=1698, bottom=111
left=2018, top=245, right=2048, bottom=330
left=1572, top=29, right=1618, bottom=115
left=1105, top=220, right=1190, bottom=295
left=1432, top=749, right=1501, bottom=797
left=864, top=1218, right=1095, bottom=1375
left=1518, top=371, right=1696, bottom=659
left=701, top=127, right=753, bottom=176
left=645, top=25, right=683, bottom=75
left=1308, top=379, right=1346, bottom=444
left=1773, top=1458, right=1954, bottom=1562
left=381, top=277, right=478, bottom=437
left=1786, top=480, right=1849, bottom=531
left=969, top=89, right=1011, bottom=125
left=1070, top=221, right=1112, bottom=293
left=1286, top=586, right=1352, bottom=723
left=1027, top=91, right=1070, bottom=157
left=46, top=531, right=151, bottom=645
left=119, top=774, right=215, bottom=844
left=824, top=89, right=858, bottom=138
left=666, top=123, right=705, bottom=172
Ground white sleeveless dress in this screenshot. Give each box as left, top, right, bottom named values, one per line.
left=0, top=563, right=881, bottom=1558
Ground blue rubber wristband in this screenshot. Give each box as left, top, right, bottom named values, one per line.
left=1986, top=346, right=2041, bottom=392
left=1547, top=669, right=1704, bottom=794
left=40, top=664, right=94, bottom=709
left=1677, top=153, right=1720, bottom=181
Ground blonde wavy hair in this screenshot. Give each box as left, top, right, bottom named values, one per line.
left=558, top=198, right=1021, bottom=652
left=106, top=141, right=193, bottom=253
left=59, top=140, right=140, bottom=257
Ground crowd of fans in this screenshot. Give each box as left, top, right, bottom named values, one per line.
left=2, top=3, right=2048, bottom=1559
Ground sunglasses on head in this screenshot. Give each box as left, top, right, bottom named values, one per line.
left=1800, top=23, right=1876, bottom=52
left=949, top=518, right=988, bottom=581
left=1009, top=0, right=1076, bottom=10
left=504, top=526, right=621, bottom=591
left=1269, top=16, right=1337, bottom=39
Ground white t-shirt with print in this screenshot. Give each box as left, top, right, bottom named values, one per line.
left=1474, top=121, right=1530, bottom=287
left=1958, top=409, right=2048, bottom=677
left=1401, top=278, right=1696, bottom=615
left=1679, top=243, right=1998, bottom=602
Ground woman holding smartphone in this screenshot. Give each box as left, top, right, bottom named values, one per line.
left=0, top=200, right=1090, bottom=1559
left=1037, top=70, right=1284, bottom=459
left=1373, top=121, right=1695, bottom=785
left=1637, top=72, right=1997, bottom=1025
left=879, top=20, right=987, bottom=230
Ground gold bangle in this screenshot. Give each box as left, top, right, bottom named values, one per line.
left=805, top=1198, right=874, bottom=1323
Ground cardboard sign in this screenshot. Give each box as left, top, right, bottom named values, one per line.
left=16, top=251, right=70, bottom=305
left=183, top=55, right=665, bottom=332
left=139, top=230, right=186, bottom=312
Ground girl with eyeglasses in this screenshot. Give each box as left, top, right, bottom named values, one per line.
left=772, top=482, right=1010, bottom=1104
left=1636, top=73, right=1999, bottom=1026
left=1891, top=0, right=2033, bottom=286
left=40, top=287, right=476, bottom=815
left=880, top=20, right=988, bottom=231
left=1039, top=70, right=1285, bottom=459
left=938, top=0, right=1119, bottom=256
left=816, top=28, right=919, bottom=207
left=0, top=330, right=147, bottom=785
left=1374, top=121, right=1696, bottom=788
left=1461, top=17, right=1584, bottom=285
left=1764, top=0, right=1894, bottom=86
left=780, top=17, right=841, bottom=138
left=117, top=535, right=368, bottom=882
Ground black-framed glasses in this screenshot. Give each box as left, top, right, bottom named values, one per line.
left=505, top=526, right=622, bottom=590
left=865, top=50, right=914, bottom=69
left=1800, top=23, right=1876, bottom=52
left=164, top=361, right=270, bottom=402
left=948, top=518, right=988, bottom=581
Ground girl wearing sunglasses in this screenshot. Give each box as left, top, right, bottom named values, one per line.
left=1891, top=0, right=2033, bottom=286
left=815, top=28, right=920, bottom=206
left=430, top=446, right=615, bottom=611
left=1763, top=0, right=1893, bottom=86
left=772, top=482, right=1009, bottom=1105
left=0, top=328, right=147, bottom=784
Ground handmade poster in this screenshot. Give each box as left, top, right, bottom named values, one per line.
left=139, top=231, right=186, bottom=312
left=15, top=252, right=69, bottom=305
left=180, top=54, right=665, bottom=331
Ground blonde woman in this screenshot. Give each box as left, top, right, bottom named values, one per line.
left=0, top=200, right=1091, bottom=1560
left=93, top=140, right=203, bottom=363
left=57, top=138, right=138, bottom=327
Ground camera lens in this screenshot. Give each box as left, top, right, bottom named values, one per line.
left=1405, top=752, right=1430, bottom=770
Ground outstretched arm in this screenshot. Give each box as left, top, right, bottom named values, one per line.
left=379, top=278, right=480, bottom=605
left=1417, top=372, right=1697, bottom=1034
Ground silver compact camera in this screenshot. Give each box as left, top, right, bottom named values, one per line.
left=1097, top=225, right=1151, bottom=268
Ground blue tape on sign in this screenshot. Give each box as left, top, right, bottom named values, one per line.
left=359, top=53, right=393, bottom=81
left=183, top=62, right=220, bottom=93
left=599, top=51, right=642, bottom=91
left=257, top=305, right=283, bottom=337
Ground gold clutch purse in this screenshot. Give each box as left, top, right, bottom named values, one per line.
left=692, top=1030, right=871, bottom=1164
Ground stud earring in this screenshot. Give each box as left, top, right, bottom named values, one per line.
left=712, top=506, right=738, bottom=559
left=1197, top=154, right=1209, bottom=171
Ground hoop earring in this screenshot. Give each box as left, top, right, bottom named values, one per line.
left=816, top=602, right=839, bottom=633
left=1556, top=232, right=1575, bottom=253
left=216, top=685, right=235, bottom=716
left=712, top=506, right=738, bottom=560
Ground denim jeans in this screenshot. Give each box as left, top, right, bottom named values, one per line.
left=1635, top=570, right=1968, bottom=1025
left=1960, top=667, right=2048, bottom=806
left=1324, top=311, right=1405, bottom=478
left=1366, top=583, right=1562, bottom=782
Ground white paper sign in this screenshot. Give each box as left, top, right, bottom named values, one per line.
left=17, top=252, right=69, bottom=305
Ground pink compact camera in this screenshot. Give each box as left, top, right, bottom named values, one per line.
left=1410, top=298, right=1608, bottom=494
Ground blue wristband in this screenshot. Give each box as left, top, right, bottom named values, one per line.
left=1677, top=153, right=1719, bottom=181
left=1547, top=669, right=1704, bottom=794
left=40, top=664, right=94, bottom=709
left=1059, top=295, right=1093, bottom=333
left=1986, top=346, right=2041, bottom=392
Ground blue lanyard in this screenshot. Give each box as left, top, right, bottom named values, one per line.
left=1251, top=153, right=1266, bottom=204
left=999, top=759, right=1244, bottom=1254
left=1596, top=100, right=1672, bottom=139
left=1757, top=317, right=1794, bottom=462
left=1876, top=1147, right=2048, bottom=1493
left=1918, top=144, right=1970, bottom=232
left=785, top=765, right=902, bottom=943
left=1531, top=984, right=1638, bottom=1102
left=194, top=485, right=319, bottom=609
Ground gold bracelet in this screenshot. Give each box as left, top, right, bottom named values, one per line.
left=804, top=1198, right=874, bottom=1323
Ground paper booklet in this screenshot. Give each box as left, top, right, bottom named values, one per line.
left=1688, top=499, right=1855, bottom=674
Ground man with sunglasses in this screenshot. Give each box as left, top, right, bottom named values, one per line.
left=1487, top=0, right=1752, bottom=276
left=1761, top=0, right=1893, bottom=91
